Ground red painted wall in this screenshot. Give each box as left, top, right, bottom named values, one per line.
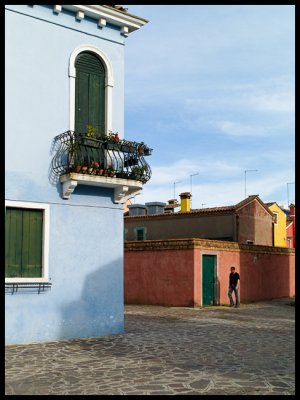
left=286, top=223, right=295, bottom=248
left=216, top=250, right=295, bottom=304
left=124, top=240, right=295, bottom=307
left=125, top=249, right=196, bottom=306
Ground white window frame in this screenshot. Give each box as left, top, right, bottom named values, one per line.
left=273, top=212, right=278, bottom=225
left=5, top=200, right=50, bottom=283
left=69, top=44, right=114, bottom=134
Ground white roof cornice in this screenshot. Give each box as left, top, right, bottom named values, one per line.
left=60, top=5, right=148, bottom=33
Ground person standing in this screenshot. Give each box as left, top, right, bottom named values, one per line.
left=228, top=266, right=240, bottom=307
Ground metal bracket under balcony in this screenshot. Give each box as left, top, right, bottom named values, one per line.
left=60, top=172, right=143, bottom=203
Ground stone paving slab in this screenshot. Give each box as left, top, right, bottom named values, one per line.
left=5, top=298, right=295, bottom=395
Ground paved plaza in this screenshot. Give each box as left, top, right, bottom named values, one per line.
left=5, top=298, right=295, bottom=395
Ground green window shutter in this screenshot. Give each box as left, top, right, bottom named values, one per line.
left=5, top=209, right=23, bottom=277
left=75, top=52, right=105, bottom=135
left=22, top=210, right=43, bottom=277
left=75, top=71, right=89, bottom=134
left=5, top=208, right=43, bottom=278
left=89, top=73, right=105, bottom=134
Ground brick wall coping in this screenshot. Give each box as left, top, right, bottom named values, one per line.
left=125, top=238, right=295, bottom=255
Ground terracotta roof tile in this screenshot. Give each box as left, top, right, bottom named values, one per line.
left=125, top=195, right=274, bottom=219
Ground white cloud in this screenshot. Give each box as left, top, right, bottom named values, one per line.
left=249, top=92, right=295, bottom=113
left=135, top=168, right=294, bottom=210
left=148, top=158, right=241, bottom=186
left=216, top=120, right=268, bottom=137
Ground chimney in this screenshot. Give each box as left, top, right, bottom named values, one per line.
left=168, top=199, right=178, bottom=205
left=180, top=192, right=191, bottom=212
left=128, top=204, right=147, bottom=216
left=145, top=202, right=166, bottom=215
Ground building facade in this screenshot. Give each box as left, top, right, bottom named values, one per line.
left=5, top=5, right=149, bottom=345
left=266, top=202, right=287, bottom=247
left=124, top=239, right=295, bottom=307
left=125, top=195, right=274, bottom=246
left=286, top=204, right=295, bottom=248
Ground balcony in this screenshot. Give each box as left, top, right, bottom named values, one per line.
left=51, top=131, right=152, bottom=203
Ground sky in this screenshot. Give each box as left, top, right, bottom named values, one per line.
left=122, top=5, right=295, bottom=210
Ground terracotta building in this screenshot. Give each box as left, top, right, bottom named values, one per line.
left=265, top=202, right=287, bottom=247
left=124, top=239, right=295, bottom=307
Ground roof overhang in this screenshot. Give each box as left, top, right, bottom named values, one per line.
left=60, top=5, right=148, bottom=33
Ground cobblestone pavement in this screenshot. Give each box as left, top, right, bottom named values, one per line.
left=5, top=298, right=295, bottom=395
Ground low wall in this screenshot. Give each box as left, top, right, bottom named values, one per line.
left=124, top=239, right=295, bottom=307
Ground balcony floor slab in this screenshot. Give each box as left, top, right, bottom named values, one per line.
left=60, top=173, right=143, bottom=203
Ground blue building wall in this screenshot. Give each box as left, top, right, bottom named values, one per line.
left=5, top=5, right=128, bottom=344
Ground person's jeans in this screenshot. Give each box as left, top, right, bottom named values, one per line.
left=228, top=285, right=239, bottom=305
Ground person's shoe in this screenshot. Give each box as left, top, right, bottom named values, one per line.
left=235, top=304, right=239, bottom=308
left=229, top=304, right=234, bottom=307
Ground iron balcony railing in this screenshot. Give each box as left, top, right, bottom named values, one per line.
left=51, top=131, right=152, bottom=184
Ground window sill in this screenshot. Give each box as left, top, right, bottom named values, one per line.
left=60, top=173, right=143, bottom=203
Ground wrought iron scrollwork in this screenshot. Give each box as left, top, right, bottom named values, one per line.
left=51, top=131, right=152, bottom=184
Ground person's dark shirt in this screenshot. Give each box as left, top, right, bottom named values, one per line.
left=229, top=272, right=240, bottom=287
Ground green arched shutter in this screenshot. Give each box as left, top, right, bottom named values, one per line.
left=75, top=52, right=105, bottom=135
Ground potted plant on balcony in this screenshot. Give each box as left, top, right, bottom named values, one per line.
left=86, top=125, right=97, bottom=138
left=138, top=143, right=145, bottom=155
left=108, top=167, right=115, bottom=177
left=81, top=162, right=88, bottom=174
left=97, top=162, right=105, bottom=176
left=124, top=156, right=139, bottom=168
left=69, top=148, right=86, bottom=173
left=143, top=146, right=151, bottom=156
left=121, top=139, right=135, bottom=153
left=73, top=164, right=82, bottom=173
left=116, top=170, right=129, bottom=179
left=106, top=131, right=121, bottom=151
left=129, top=165, right=148, bottom=181
left=103, top=166, right=114, bottom=177
left=79, top=125, right=103, bottom=148
left=88, top=161, right=99, bottom=175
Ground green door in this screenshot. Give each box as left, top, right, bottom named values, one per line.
left=75, top=52, right=105, bottom=135
left=202, top=255, right=215, bottom=306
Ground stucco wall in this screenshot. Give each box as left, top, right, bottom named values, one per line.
left=125, top=202, right=274, bottom=245
left=124, top=239, right=295, bottom=307
left=5, top=5, right=125, bottom=190
left=125, top=248, right=196, bottom=306
left=5, top=5, right=127, bottom=344
left=268, top=203, right=287, bottom=247
left=125, top=213, right=235, bottom=241
left=237, top=201, right=273, bottom=246
left=6, top=205, right=125, bottom=344
left=286, top=223, right=295, bottom=248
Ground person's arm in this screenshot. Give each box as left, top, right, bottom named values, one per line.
left=236, top=274, right=240, bottom=289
